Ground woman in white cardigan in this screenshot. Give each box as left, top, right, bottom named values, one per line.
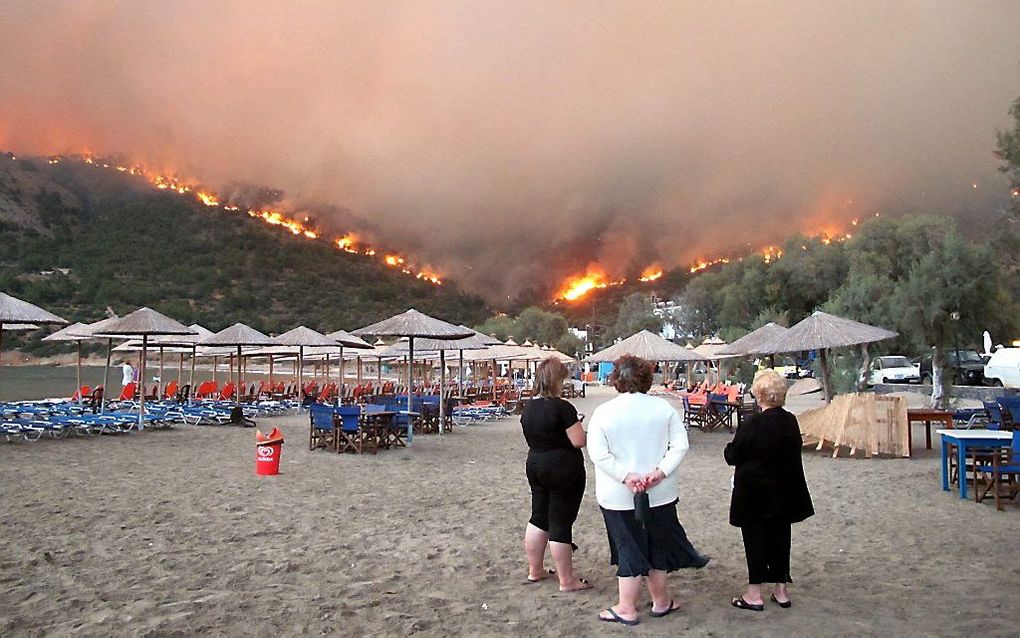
left=586, top=355, right=709, bottom=626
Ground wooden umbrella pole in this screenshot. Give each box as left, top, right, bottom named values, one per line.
left=178, top=352, right=184, bottom=385
left=188, top=346, right=196, bottom=405
left=458, top=349, right=464, bottom=400
left=213, top=356, right=218, bottom=383
left=101, top=338, right=112, bottom=413
left=269, top=356, right=274, bottom=386
left=298, top=346, right=304, bottom=404
left=819, top=348, right=832, bottom=404
left=407, top=336, right=415, bottom=446
left=339, top=346, right=345, bottom=403
left=439, top=349, right=446, bottom=434
left=357, top=356, right=363, bottom=386
left=159, top=347, right=164, bottom=398
left=76, top=341, right=82, bottom=399
left=236, top=345, right=242, bottom=405
left=377, top=356, right=382, bottom=387
left=138, top=335, right=148, bottom=429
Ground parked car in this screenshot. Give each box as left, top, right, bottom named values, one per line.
left=916, top=349, right=985, bottom=386
left=984, top=347, right=1020, bottom=388
left=868, top=356, right=920, bottom=385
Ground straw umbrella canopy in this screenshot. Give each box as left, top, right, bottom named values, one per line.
left=757, top=310, right=898, bottom=403
left=94, top=308, right=196, bottom=427
left=0, top=292, right=67, bottom=391
left=718, top=323, right=791, bottom=357
left=200, top=323, right=277, bottom=405
left=42, top=322, right=91, bottom=397
left=353, top=309, right=473, bottom=445
left=586, top=330, right=705, bottom=364
left=274, top=326, right=341, bottom=402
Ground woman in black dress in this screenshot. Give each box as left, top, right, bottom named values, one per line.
left=725, top=369, right=814, bottom=611
left=521, top=357, right=591, bottom=592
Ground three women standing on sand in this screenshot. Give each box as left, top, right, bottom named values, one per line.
left=521, top=356, right=812, bottom=625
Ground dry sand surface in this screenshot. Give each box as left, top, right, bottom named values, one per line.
left=1, top=386, right=1018, bottom=636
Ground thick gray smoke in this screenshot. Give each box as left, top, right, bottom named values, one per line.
left=2, top=2, right=1018, bottom=299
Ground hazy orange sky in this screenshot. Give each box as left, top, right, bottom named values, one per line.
left=2, top=2, right=1018, bottom=296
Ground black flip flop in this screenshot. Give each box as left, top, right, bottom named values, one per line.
left=650, top=598, right=681, bottom=618
left=525, top=568, right=555, bottom=584
left=731, top=596, right=764, bottom=612
left=559, top=577, right=592, bottom=593
left=599, top=608, right=640, bottom=626
left=770, top=593, right=792, bottom=608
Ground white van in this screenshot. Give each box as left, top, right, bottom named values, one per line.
left=984, top=348, right=1020, bottom=388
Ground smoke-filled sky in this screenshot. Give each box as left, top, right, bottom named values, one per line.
left=2, top=2, right=1019, bottom=299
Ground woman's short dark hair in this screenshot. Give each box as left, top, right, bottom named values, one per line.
left=609, top=355, right=654, bottom=394
left=535, top=357, right=568, bottom=398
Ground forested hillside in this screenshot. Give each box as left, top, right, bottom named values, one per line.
left=0, top=155, right=489, bottom=355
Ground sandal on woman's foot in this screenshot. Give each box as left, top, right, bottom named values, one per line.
left=731, top=596, right=764, bottom=612
left=650, top=598, right=681, bottom=618
left=599, top=607, right=639, bottom=626
left=770, top=593, right=792, bottom=608
left=525, top=568, right=555, bottom=584
left=559, top=577, right=592, bottom=592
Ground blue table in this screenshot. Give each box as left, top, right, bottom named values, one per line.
left=937, top=429, right=1013, bottom=499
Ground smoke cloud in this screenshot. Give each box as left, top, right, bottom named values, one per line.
left=2, top=2, right=1018, bottom=300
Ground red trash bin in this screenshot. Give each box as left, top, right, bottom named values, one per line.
left=255, top=427, right=284, bottom=475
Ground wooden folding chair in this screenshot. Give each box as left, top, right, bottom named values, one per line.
left=308, top=403, right=338, bottom=451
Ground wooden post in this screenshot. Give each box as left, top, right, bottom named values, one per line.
left=819, top=348, right=832, bottom=404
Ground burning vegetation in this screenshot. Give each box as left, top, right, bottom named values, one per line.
left=48, top=154, right=443, bottom=285
left=552, top=217, right=870, bottom=302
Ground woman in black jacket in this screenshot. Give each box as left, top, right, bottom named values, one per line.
left=724, top=369, right=813, bottom=611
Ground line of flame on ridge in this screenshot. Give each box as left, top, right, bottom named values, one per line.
left=46, top=154, right=443, bottom=285
left=554, top=216, right=872, bottom=302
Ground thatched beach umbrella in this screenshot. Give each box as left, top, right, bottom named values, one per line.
left=718, top=323, right=791, bottom=357
left=0, top=292, right=67, bottom=392
left=200, top=324, right=277, bottom=405
left=42, top=322, right=91, bottom=398
left=353, top=309, right=473, bottom=445
left=758, top=310, right=898, bottom=403
left=587, top=330, right=705, bottom=386
left=94, top=308, right=196, bottom=427
left=274, top=326, right=341, bottom=403
left=586, top=330, right=705, bottom=363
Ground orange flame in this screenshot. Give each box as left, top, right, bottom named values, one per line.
left=556, top=265, right=625, bottom=301
left=52, top=153, right=441, bottom=285
left=638, top=265, right=663, bottom=282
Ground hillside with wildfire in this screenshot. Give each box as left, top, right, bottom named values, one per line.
left=0, top=152, right=489, bottom=335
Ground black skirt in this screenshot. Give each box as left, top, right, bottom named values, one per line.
left=601, top=500, right=710, bottom=578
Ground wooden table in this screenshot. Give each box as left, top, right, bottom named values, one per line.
left=906, top=408, right=954, bottom=456
left=937, top=429, right=1013, bottom=499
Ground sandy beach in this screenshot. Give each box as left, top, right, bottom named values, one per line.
left=1, top=385, right=1017, bottom=636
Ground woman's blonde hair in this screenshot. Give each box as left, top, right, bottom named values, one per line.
left=751, top=369, right=788, bottom=408
left=535, top=357, right=569, bottom=398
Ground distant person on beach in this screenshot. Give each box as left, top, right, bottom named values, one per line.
left=587, top=355, right=709, bottom=626
left=520, top=357, right=591, bottom=593
left=725, top=369, right=813, bottom=612
left=121, top=360, right=134, bottom=387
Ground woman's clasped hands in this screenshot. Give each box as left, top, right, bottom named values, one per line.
left=623, top=468, right=666, bottom=493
